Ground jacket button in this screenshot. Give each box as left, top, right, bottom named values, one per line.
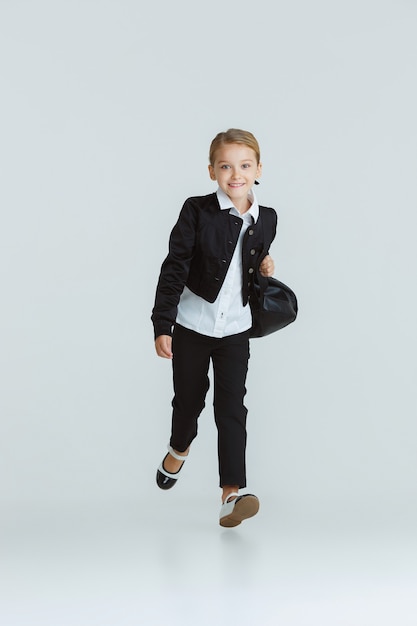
left=250, top=249, right=255, bottom=255
left=222, top=259, right=226, bottom=263
left=248, top=267, right=254, bottom=274
left=248, top=229, right=254, bottom=235
left=214, top=277, right=220, bottom=281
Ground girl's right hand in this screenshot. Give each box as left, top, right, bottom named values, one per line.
left=155, top=335, right=173, bottom=359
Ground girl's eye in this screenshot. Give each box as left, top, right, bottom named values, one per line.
left=242, top=163, right=251, bottom=168
left=221, top=164, right=230, bottom=169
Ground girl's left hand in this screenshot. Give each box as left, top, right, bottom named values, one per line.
left=259, top=255, right=275, bottom=277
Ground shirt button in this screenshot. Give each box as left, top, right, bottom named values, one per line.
left=250, top=249, right=256, bottom=255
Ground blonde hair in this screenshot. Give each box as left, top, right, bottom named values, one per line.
left=209, top=128, right=261, bottom=166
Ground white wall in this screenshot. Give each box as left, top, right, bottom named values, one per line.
left=1, top=0, right=416, bottom=523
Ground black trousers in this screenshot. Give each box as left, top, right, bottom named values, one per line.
left=170, top=324, right=251, bottom=488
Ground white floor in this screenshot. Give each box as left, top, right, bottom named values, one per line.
left=2, top=494, right=416, bottom=626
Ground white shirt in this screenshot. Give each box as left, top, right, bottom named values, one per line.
left=176, top=187, right=259, bottom=338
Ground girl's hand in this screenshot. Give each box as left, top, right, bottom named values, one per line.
left=155, top=335, right=173, bottom=359
left=259, top=255, right=275, bottom=277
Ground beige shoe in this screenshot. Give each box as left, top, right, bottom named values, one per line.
left=219, top=493, right=260, bottom=527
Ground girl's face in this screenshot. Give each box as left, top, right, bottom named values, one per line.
left=208, top=143, right=262, bottom=213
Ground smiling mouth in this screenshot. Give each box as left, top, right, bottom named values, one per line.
left=228, top=183, right=245, bottom=188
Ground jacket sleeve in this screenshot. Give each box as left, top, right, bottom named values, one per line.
left=151, top=199, right=197, bottom=338
left=270, top=210, right=278, bottom=250
left=258, top=206, right=278, bottom=264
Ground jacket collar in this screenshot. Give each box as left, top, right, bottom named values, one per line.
left=216, top=187, right=259, bottom=222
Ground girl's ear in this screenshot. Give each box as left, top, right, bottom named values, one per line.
left=256, top=161, right=263, bottom=180
left=208, top=164, right=217, bottom=181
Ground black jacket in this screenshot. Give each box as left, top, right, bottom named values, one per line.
left=151, top=193, right=277, bottom=338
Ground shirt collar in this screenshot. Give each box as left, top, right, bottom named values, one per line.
left=216, top=187, right=260, bottom=222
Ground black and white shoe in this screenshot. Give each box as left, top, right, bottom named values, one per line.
left=219, top=493, right=260, bottom=527
left=156, top=445, right=188, bottom=490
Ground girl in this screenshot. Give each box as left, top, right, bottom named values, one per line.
left=151, top=129, right=277, bottom=527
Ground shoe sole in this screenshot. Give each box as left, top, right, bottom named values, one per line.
left=219, top=495, right=260, bottom=528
